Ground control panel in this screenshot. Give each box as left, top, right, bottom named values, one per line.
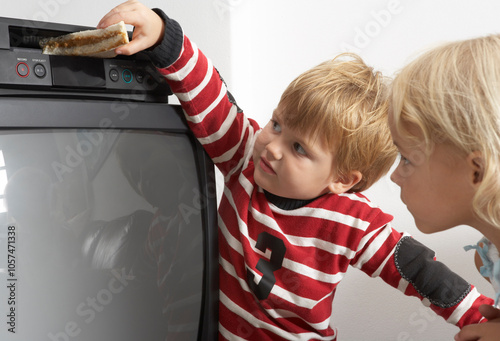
left=0, top=17, right=171, bottom=101
left=0, top=49, right=167, bottom=95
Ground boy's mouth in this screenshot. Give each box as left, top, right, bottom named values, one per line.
left=259, top=157, right=275, bottom=175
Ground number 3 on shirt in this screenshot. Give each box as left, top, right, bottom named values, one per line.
left=246, top=232, right=286, bottom=299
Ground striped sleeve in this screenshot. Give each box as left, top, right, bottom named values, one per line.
left=155, top=34, right=260, bottom=177
left=349, top=208, right=494, bottom=328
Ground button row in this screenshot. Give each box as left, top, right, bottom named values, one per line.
left=16, top=62, right=46, bottom=78
left=16, top=63, right=151, bottom=86
left=109, top=68, right=140, bottom=83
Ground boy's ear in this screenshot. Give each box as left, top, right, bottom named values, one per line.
left=467, top=151, right=484, bottom=185
left=328, top=171, right=363, bottom=194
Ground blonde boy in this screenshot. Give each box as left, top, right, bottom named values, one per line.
left=389, top=34, right=500, bottom=341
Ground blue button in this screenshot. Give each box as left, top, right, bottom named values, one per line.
left=122, top=69, right=133, bottom=83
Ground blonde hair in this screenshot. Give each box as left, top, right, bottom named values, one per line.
left=391, top=35, right=500, bottom=228
left=278, top=53, right=396, bottom=192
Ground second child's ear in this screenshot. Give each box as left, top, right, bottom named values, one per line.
left=328, top=171, right=362, bottom=194
left=467, top=151, right=484, bottom=185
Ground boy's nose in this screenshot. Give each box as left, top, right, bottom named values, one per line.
left=265, top=141, right=282, bottom=161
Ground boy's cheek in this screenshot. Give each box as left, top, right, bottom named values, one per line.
left=254, top=134, right=268, bottom=154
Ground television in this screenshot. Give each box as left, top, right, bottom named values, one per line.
left=0, top=17, right=218, bottom=341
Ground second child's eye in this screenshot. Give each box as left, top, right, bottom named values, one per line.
left=294, top=143, right=307, bottom=155
left=399, top=153, right=410, bottom=165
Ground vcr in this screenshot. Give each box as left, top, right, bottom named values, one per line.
left=0, top=16, right=171, bottom=102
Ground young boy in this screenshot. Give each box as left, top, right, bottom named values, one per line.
left=99, top=1, right=493, bottom=339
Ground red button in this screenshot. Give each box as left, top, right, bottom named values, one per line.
left=16, top=62, right=29, bottom=78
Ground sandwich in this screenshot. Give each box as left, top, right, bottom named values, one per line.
left=39, top=21, right=129, bottom=58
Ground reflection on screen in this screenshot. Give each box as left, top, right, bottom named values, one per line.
left=0, top=129, right=203, bottom=340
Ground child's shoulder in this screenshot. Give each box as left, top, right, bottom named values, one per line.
left=303, top=192, right=393, bottom=233
left=319, top=191, right=392, bottom=221
left=323, top=191, right=377, bottom=208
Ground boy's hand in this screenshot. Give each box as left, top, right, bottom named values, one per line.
left=97, top=0, right=165, bottom=55
left=454, top=305, right=500, bottom=341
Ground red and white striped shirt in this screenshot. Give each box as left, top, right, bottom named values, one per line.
left=151, top=16, right=493, bottom=340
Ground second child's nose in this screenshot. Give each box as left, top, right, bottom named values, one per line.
left=390, top=167, right=401, bottom=185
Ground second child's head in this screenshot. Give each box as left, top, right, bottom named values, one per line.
left=390, top=35, right=500, bottom=233
left=252, top=53, right=397, bottom=200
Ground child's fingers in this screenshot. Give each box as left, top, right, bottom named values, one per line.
left=115, top=38, right=148, bottom=56
left=455, top=320, right=500, bottom=341
left=479, top=304, right=500, bottom=320
left=97, top=0, right=143, bottom=28
left=98, top=10, right=143, bottom=29
left=98, top=4, right=127, bottom=27
left=98, top=11, right=137, bottom=29
left=454, top=325, right=480, bottom=341
left=98, top=0, right=163, bottom=55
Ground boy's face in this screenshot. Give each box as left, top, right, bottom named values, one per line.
left=252, top=107, right=338, bottom=200
left=389, top=118, right=476, bottom=233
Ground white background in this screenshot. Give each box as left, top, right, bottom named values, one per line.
left=2, top=0, right=499, bottom=340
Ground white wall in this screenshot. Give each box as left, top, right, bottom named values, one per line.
left=2, top=1, right=498, bottom=340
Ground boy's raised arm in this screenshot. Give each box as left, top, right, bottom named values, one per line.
left=97, top=0, right=165, bottom=56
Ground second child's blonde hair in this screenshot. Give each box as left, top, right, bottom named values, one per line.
left=391, top=35, right=500, bottom=229
left=278, top=53, right=396, bottom=192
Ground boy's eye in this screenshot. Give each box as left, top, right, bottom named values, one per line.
left=271, top=120, right=281, bottom=133
left=294, top=143, right=307, bottom=155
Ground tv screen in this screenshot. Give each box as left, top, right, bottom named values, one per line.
left=0, top=98, right=218, bottom=340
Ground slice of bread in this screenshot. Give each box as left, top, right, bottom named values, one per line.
left=40, top=21, right=129, bottom=58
